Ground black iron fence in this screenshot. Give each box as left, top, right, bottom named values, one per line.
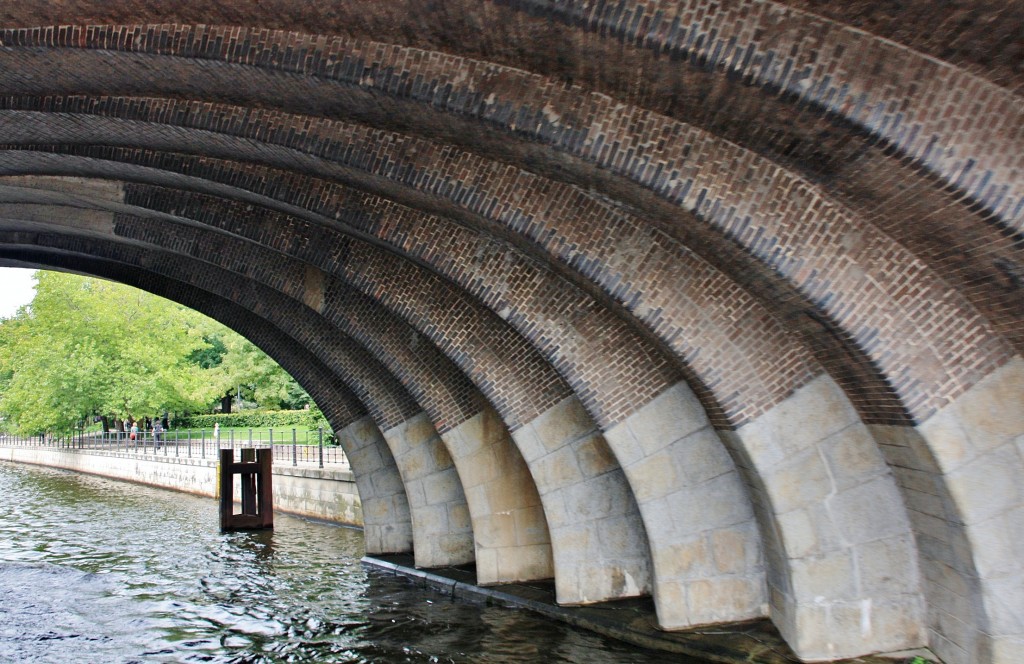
left=0, top=428, right=349, bottom=469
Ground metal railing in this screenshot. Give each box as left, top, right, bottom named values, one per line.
left=0, top=428, right=349, bottom=469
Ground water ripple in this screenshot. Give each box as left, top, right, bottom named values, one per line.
left=0, top=462, right=689, bottom=663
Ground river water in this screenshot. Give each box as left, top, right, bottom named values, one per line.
left=0, top=462, right=688, bottom=663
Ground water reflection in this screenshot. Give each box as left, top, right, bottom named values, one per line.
left=0, top=462, right=691, bottom=663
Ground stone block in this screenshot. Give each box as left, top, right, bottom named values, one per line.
left=347, top=416, right=381, bottom=446
left=903, top=485, right=945, bottom=519
left=623, top=381, right=711, bottom=457
left=436, top=533, right=475, bottom=563
left=402, top=412, right=440, bottom=448
left=603, top=419, right=644, bottom=467
left=572, top=432, right=619, bottom=478
left=497, top=544, right=554, bottom=582
left=652, top=579, right=691, bottom=629
left=966, top=507, right=1022, bottom=578
left=475, top=545, right=499, bottom=584
left=870, top=423, right=936, bottom=473
left=932, top=604, right=975, bottom=656
left=790, top=551, right=855, bottom=601
left=455, top=446, right=497, bottom=487
left=764, top=448, right=834, bottom=514
left=651, top=535, right=714, bottom=577
left=942, top=357, right=1024, bottom=454
left=464, top=483, right=491, bottom=514
left=624, top=450, right=680, bottom=502
left=493, top=431, right=532, bottom=472
left=531, top=444, right=584, bottom=491
left=412, top=503, right=449, bottom=534
left=687, top=577, right=765, bottom=624
left=403, top=478, right=428, bottom=508
left=422, top=467, right=463, bottom=506
left=777, top=507, right=821, bottom=559
left=828, top=475, right=913, bottom=544
left=395, top=443, right=426, bottom=478
left=473, top=510, right=516, bottom=548
left=828, top=598, right=926, bottom=655
left=370, top=467, right=405, bottom=496
left=945, top=444, right=1022, bottom=524
left=856, top=536, right=921, bottom=596
left=597, top=513, right=650, bottom=561
left=921, top=548, right=969, bottom=595
left=736, top=374, right=860, bottom=471
left=820, top=422, right=889, bottom=490
left=928, top=628, right=968, bottom=664
left=447, top=500, right=473, bottom=532
left=981, top=569, right=1024, bottom=634
left=509, top=424, right=546, bottom=464
left=990, top=634, right=1024, bottom=663
left=347, top=442, right=383, bottom=471
left=429, top=436, right=456, bottom=471
left=678, top=427, right=735, bottom=485
left=712, top=527, right=755, bottom=575
left=919, top=411, right=974, bottom=473
left=529, top=396, right=595, bottom=453
left=446, top=412, right=486, bottom=458
left=485, top=476, right=534, bottom=513
left=540, top=488, right=570, bottom=528
left=513, top=505, right=551, bottom=546
left=553, top=522, right=592, bottom=559
left=439, top=429, right=472, bottom=464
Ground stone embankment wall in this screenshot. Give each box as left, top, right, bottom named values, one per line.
left=0, top=448, right=363, bottom=527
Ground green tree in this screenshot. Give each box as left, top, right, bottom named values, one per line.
left=202, top=329, right=311, bottom=411
left=0, top=272, right=217, bottom=434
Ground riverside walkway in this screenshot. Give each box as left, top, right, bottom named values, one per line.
left=0, top=429, right=349, bottom=469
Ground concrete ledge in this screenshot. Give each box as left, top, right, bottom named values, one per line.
left=361, top=555, right=939, bottom=664
left=273, top=464, right=354, bottom=482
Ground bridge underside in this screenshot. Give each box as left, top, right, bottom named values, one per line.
left=0, top=2, right=1021, bottom=662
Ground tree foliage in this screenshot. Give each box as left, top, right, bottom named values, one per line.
left=201, top=331, right=311, bottom=411
left=0, top=271, right=311, bottom=435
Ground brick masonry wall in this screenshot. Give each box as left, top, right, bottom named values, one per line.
left=0, top=5, right=1019, bottom=663
left=0, top=188, right=923, bottom=650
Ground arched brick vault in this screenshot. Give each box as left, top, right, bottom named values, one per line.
left=0, top=3, right=1020, bottom=663
left=1, top=171, right=932, bottom=637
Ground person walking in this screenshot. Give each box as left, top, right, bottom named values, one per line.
left=129, top=421, right=139, bottom=449
left=153, top=419, right=164, bottom=449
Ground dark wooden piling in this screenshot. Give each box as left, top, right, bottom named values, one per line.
left=219, top=448, right=273, bottom=530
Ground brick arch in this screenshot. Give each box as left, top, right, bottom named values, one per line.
left=0, top=24, right=1017, bottom=364
left=0, top=112, right=937, bottom=647
left=0, top=16, right=1018, bottom=362
left=0, top=14, right=1017, bottom=221
left=0, top=95, right=1006, bottom=428
left=0, top=146, right=903, bottom=430
left=0, top=9, right=1017, bottom=662
left=0, top=9, right=1013, bottom=426
left=0, top=206, right=477, bottom=570
left=107, top=174, right=926, bottom=655
left=102, top=193, right=558, bottom=586
left=0, top=169, right=928, bottom=655
left=0, top=176, right=664, bottom=612
left=0, top=243, right=417, bottom=558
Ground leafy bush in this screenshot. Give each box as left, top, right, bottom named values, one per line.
left=174, top=408, right=327, bottom=432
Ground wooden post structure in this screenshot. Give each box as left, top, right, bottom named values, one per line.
left=219, top=448, right=273, bottom=530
